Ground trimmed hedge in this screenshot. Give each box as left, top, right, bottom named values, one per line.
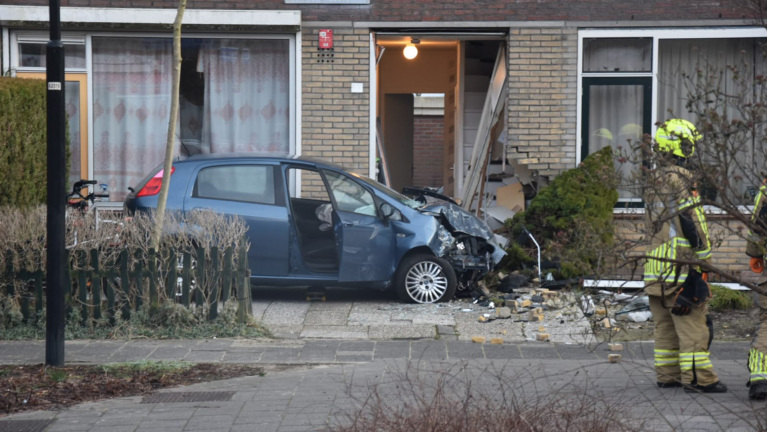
left=0, top=77, right=68, bottom=207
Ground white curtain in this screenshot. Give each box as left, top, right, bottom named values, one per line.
left=658, top=38, right=765, bottom=198
left=92, top=37, right=174, bottom=202
left=588, top=84, right=645, bottom=200
left=198, top=39, right=290, bottom=155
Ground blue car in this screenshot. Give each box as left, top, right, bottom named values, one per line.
left=124, top=155, right=505, bottom=303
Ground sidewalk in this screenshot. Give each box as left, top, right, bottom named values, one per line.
left=0, top=286, right=763, bottom=432
left=0, top=339, right=760, bottom=432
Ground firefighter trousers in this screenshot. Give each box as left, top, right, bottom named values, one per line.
left=750, top=290, right=767, bottom=386
left=650, top=294, right=720, bottom=386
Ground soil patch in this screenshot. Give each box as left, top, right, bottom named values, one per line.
left=0, top=363, right=264, bottom=416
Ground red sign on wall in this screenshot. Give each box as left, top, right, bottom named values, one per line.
left=319, top=29, right=333, bottom=49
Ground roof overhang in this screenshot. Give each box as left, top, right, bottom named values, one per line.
left=0, top=5, right=301, bottom=27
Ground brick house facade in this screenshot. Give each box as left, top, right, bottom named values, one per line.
left=0, top=0, right=763, bottom=281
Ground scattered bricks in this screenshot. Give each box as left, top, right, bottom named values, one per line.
left=520, top=299, right=532, bottom=308
left=472, top=336, right=486, bottom=344
left=608, top=354, right=622, bottom=363
left=528, top=308, right=544, bottom=322
left=609, top=343, right=623, bottom=352
left=536, top=333, right=550, bottom=342
left=490, top=338, right=504, bottom=345
left=601, top=317, right=611, bottom=328
left=538, top=325, right=546, bottom=332
left=595, top=306, right=607, bottom=316
left=508, top=300, right=519, bottom=308
left=531, top=294, right=545, bottom=303
left=496, top=307, right=512, bottom=319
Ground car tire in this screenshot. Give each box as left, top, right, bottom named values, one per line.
left=394, top=254, right=457, bottom=304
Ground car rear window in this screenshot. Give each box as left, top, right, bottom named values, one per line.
left=194, top=165, right=275, bottom=205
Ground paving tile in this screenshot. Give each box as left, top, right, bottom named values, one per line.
left=373, top=341, right=411, bottom=359
left=410, top=341, right=447, bottom=360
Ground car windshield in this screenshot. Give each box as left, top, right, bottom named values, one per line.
left=350, top=173, right=423, bottom=210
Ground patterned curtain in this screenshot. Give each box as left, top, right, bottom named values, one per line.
left=92, top=37, right=174, bottom=202
left=198, top=39, right=290, bottom=155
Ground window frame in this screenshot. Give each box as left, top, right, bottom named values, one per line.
left=7, top=29, right=299, bottom=205
left=577, top=27, right=767, bottom=210
left=581, top=76, right=652, bottom=207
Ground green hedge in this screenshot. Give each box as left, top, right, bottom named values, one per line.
left=0, top=77, right=68, bottom=207
left=505, top=146, right=619, bottom=278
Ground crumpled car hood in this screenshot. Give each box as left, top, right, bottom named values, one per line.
left=419, top=201, right=495, bottom=241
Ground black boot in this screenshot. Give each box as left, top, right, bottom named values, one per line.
left=684, top=381, right=728, bottom=393
left=750, top=381, right=767, bottom=400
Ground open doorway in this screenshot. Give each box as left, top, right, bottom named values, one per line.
left=374, top=34, right=505, bottom=202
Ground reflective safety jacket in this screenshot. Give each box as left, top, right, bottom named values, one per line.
left=643, top=165, right=711, bottom=296
left=747, top=183, right=767, bottom=259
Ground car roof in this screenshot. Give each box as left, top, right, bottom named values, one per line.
left=178, top=153, right=345, bottom=171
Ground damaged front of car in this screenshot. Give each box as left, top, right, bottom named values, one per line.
left=421, top=201, right=507, bottom=294
left=351, top=174, right=506, bottom=303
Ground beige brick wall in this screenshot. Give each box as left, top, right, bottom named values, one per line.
left=614, top=214, right=752, bottom=283
left=507, top=27, right=577, bottom=178
left=301, top=27, right=370, bottom=176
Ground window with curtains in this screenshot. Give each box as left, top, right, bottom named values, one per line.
left=92, top=36, right=291, bottom=202
left=657, top=38, right=767, bottom=202
left=581, top=38, right=652, bottom=204
left=581, top=35, right=767, bottom=205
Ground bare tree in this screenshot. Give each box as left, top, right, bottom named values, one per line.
left=620, top=39, right=767, bottom=297
left=150, top=0, right=187, bottom=250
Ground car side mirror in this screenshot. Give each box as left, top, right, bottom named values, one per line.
left=380, top=202, right=394, bottom=219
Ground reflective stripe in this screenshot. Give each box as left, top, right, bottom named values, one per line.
left=749, top=348, right=767, bottom=380
left=644, top=238, right=690, bottom=283
left=696, top=248, right=712, bottom=260
left=678, top=195, right=700, bottom=211
left=654, top=349, right=680, bottom=367
left=753, top=186, right=767, bottom=225
left=679, top=352, right=712, bottom=371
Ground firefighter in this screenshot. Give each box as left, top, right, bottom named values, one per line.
left=644, top=119, right=727, bottom=393
left=744, top=178, right=767, bottom=400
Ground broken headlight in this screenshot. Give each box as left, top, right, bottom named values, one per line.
left=436, top=225, right=455, bottom=257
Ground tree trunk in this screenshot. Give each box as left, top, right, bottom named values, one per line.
left=150, top=0, right=187, bottom=250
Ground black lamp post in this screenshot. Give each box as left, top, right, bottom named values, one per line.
left=46, top=0, right=66, bottom=367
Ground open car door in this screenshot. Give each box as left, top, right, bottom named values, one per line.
left=323, top=170, right=396, bottom=283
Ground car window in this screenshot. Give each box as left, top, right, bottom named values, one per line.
left=288, top=168, right=332, bottom=201
left=351, top=172, right=422, bottom=210
left=194, top=165, right=275, bottom=205
left=323, top=170, right=377, bottom=216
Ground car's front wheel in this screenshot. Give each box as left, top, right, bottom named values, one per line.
left=394, top=254, right=457, bottom=303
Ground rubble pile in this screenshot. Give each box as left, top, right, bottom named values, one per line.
left=456, top=276, right=653, bottom=345
left=474, top=287, right=577, bottom=323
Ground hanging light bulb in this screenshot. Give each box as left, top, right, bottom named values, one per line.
left=403, top=39, right=419, bottom=60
